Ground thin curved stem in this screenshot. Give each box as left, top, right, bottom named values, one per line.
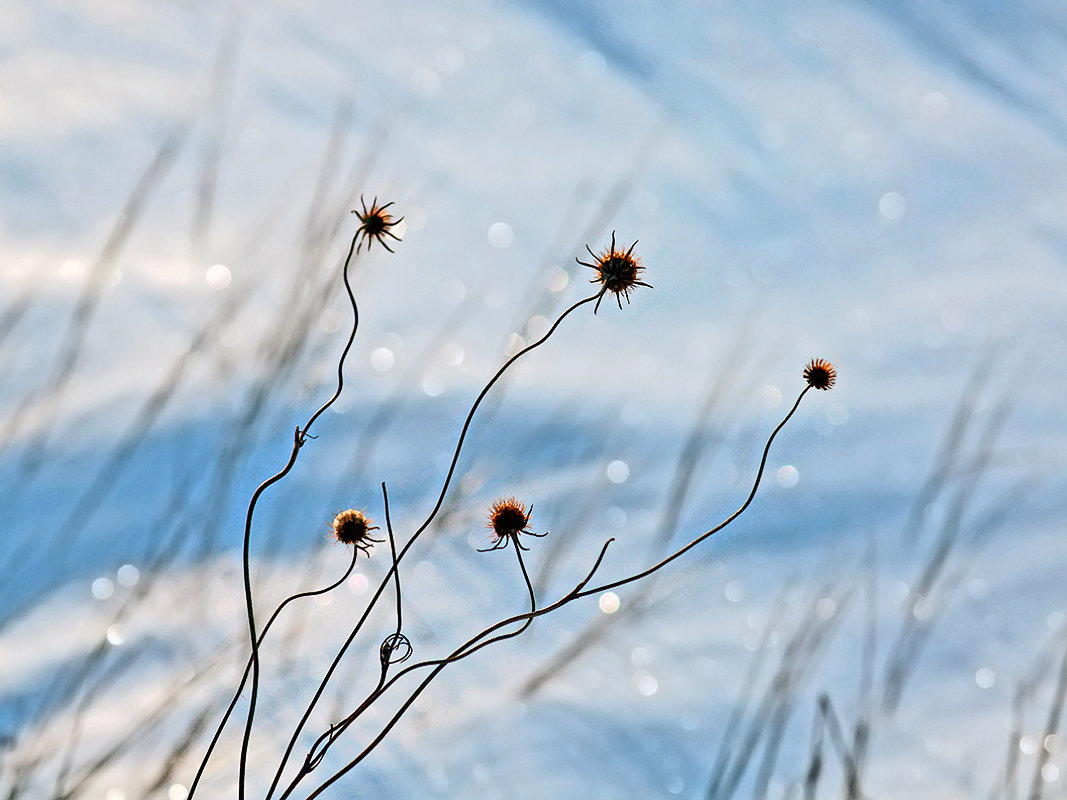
left=294, top=484, right=409, bottom=777
left=375, top=537, right=615, bottom=699
left=237, top=430, right=301, bottom=800
left=304, top=534, right=538, bottom=799
left=265, top=294, right=598, bottom=794
left=236, top=225, right=363, bottom=800
left=382, top=482, right=403, bottom=643
left=578, top=385, right=810, bottom=597
left=187, top=548, right=357, bottom=798
left=302, top=385, right=812, bottom=795
left=300, top=237, right=362, bottom=437
left=513, top=538, right=536, bottom=618
left=409, top=294, right=598, bottom=545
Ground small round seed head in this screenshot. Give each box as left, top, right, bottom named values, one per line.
left=352, top=195, right=403, bottom=253
left=480, top=497, right=548, bottom=552
left=488, top=497, right=531, bottom=542
left=803, top=358, right=837, bottom=391
left=331, top=508, right=382, bottom=554
left=576, top=231, right=652, bottom=313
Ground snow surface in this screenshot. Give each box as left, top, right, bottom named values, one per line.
left=1, top=0, right=1066, bottom=798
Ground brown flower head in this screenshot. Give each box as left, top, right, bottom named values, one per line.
left=576, top=231, right=652, bottom=313
left=803, top=358, right=837, bottom=391
left=352, top=195, right=403, bottom=253
left=480, top=497, right=547, bottom=552
left=331, top=508, right=383, bottom=555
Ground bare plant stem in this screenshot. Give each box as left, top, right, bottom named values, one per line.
left=264, top=293, right=598, bottom=799
left=235, top=224, right=364, bottom=800
left=383, top=482, right=405, bottom=656
left=295, top=530, right=539, bottom=800
left=187, top=548, right=358, bottom=798
left=279, top=520, right=536, bottom=799
left=297, top=385, right=813, bottom=797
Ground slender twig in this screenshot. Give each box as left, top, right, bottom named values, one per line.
left=383, top=482, right=404, bottom=649
left=280, top=524, right=539, bottom=799
left=521, top=335, right=768, bottom=698
left=187, top=548, right=358, bottom=798
left=264, top=294, right=598, bottom=796
left=587, top=386, right=809, bottom=597
left=298, top=524, right=540, bottom=800
left=300, top=384, right=814, bottom=796
left=293, top=488, right=406, bottom=786
left=316, top=484, right=412, bottom=760
left=236, top=222, right=363, bottom=800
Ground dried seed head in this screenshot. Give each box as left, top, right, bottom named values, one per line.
left=331, top=508, right=382, bottom=555
left=803, top=358, right=837, bottom=391
left=352, top=195, right=403, bottom=253
left=488, top=497, right=530, bottom=541
left=480, top=497, right=546, bottom=552
left=576, top=231, right=652, bottom=313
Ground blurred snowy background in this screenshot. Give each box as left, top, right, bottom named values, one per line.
left=1, top=0, right=1065, bottom=797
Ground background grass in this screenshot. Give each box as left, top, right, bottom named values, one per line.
left=1, top=0, right=1065, bottom=797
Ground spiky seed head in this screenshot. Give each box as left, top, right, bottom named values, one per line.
left=576, top=231, right=652, bottom=313
left=352, top=195, right=404, bottom=253
left=332, top=508, right=378, bottom=547
left=803, top=358, right=837, bottom=391
left=488, top=497, right=531, bottom=542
